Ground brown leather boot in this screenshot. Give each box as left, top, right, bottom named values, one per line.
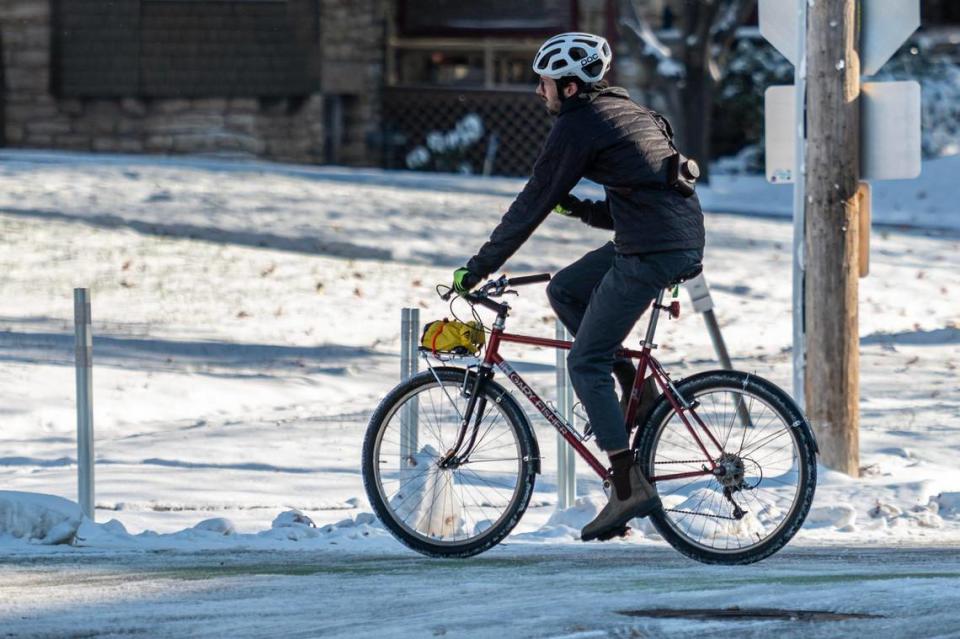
left=581, top=450, right=661, bottom=542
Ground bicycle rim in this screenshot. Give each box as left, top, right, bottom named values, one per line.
left=647, top=386, right=806, bottom=555
left=372, top=377, right=526, bottom=547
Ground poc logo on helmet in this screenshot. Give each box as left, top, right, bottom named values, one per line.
left=580, top=53, right=599, bottom=67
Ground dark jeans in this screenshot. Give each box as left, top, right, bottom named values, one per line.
left=546, top=242, right=703, bottom=451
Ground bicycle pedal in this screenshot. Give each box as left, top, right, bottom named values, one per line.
left=595, top=525, right=631, bottom=541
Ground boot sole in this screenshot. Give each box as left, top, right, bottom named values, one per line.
left=580, top=497, right=662, bottom=542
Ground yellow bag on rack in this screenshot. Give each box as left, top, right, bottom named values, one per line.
left=420, top=319, right=486, bottom=355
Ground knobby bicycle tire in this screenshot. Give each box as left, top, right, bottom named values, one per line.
left=362, top=367, right=538, bottom=558
left=634, top=370, right=818, bottom=565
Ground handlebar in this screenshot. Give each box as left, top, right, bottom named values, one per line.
left=505, top=273, right=551, bottom=287
left=440, top=272, right=552, bottom=304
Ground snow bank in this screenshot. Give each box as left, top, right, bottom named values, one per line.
left=0, top=491, right=84, bottom=545
left=0, top=492, right=393, bottom=552
left=514, top=495, right=660, bottom=542
left=805, top=504, right=857, bottom=531
left=934, top=493, right=960, bottom=519
left=71, top=508, right=391, bottom=551
left=516, top=495, right=603, bottom=540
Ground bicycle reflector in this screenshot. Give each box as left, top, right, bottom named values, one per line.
left=420, top=319, right=486, bottom=356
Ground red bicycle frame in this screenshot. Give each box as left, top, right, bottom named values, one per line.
left=479, top=293, right=724, bottom=483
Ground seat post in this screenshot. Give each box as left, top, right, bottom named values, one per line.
left=641, top=288, right=667, bottom=347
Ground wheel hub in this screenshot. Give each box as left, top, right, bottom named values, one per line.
left=714, top=452, right=746, bottom=489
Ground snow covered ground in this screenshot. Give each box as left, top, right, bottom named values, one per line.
left=0, top=150, right=958, bottom=634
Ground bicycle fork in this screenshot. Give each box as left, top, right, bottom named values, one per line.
left=437, top=364, right=492, bottom=469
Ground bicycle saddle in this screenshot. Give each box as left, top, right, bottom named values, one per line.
left=668, top=263, right=703, bottom=287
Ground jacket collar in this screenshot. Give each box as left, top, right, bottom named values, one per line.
left=559, top=85, right=631, bottom=115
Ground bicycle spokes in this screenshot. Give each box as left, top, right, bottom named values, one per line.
left=649, top=387, right=804, bottom=552
left=373, top=378, right=526, bottom=544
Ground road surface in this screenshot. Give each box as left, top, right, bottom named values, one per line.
left=2, top=544, right=959, bottom=638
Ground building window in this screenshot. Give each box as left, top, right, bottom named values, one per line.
left=397, top=0, right=575, bottom=36
left=53, top=0, right=317, bottom=98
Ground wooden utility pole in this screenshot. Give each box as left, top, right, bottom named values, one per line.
left=805, top=0, right=861, bottom=475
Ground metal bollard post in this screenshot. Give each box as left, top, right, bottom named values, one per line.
left=400, top=308, right=420, bottom=461
left=74, top=289, right=95, bottom=521
left=684, top=274, right=752, bottom=428
left=685, top=274, right=734, bottom=370
left=555, top=321, right=576, bottom=510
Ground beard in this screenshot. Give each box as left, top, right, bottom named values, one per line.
left=542, top=96, right=561, bottom=115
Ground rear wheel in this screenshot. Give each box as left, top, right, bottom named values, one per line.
left=635, top=370, right=817, bottom=565
left=362, top=367, right=537, bottom=558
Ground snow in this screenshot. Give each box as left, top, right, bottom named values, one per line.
left=706, top=153, right=960, bottom=230
left=0, top=149, right=958, bottom=561
left=0, top=491, right=84, bottom=545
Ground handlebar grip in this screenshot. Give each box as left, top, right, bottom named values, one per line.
left=506, top=273, right=552, bottom=287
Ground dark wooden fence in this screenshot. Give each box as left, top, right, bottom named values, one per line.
left=381, top=87, right=553, bottom=177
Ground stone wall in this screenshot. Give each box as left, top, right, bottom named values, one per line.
left=320, top=0, right=387, bottom=165
left=0, top=0, right=337, bottom=164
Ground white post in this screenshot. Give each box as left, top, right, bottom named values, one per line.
left=555, top=321, right=576, bottom=510
left=400, top=308, right=419, bottom=461
left=684, top=274, right=752, bottom=427
left=73, top=288, right=94, bottom=521
left=792, top=0, right=808, bottom=405
left=683, top=274, right=733, bottom=370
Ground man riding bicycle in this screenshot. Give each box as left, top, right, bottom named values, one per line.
left=448, top=32, right=705, bottom=542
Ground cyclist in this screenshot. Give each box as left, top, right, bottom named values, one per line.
left=449, top=32, right=705, bottom=542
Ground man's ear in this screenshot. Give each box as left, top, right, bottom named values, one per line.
left=563, top=82, right=579, bottom=98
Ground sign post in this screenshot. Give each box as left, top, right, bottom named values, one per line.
left=74, top=288, right=95, bottom=521
left=761, top=0, right=809, bottom=403
left=761, top=0, right=921, bottom=474
left=400, top=308, right=420, bottom=463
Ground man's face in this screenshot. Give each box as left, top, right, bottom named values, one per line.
left=536, top=76, right=563, bottom=115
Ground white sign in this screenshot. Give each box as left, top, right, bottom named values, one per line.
left=764, top=85, right=796, bottom=183
left=862, top=0, right=921, bottom=76
left=765, top=81, right=921, bottom=182
left=861, top=81, right=922, bottom=179
left=760, top=0, right=919, bottom=75
left=759, top=0, right=799, bottom=65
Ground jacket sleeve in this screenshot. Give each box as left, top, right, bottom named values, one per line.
left=572, top=196, right=615, bottom=230
left=466, top=119, right=592, bottom=277
left=557, top=193, right=613, bottom=230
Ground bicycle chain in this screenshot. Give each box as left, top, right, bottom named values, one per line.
left=664, top=508, right=740, bottom=521
left=655, top=463, right=743, bottom=521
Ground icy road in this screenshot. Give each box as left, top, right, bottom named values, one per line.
left=2, top=545, right=959, bottom=638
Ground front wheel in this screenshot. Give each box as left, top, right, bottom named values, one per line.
left=635, top=370, right=817, bottom=565
left=362, top=367, right=538, bottom=558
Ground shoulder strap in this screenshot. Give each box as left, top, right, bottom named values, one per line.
left=642, top=106, right=680, bottom=154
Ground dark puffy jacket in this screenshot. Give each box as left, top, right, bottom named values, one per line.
left=466, top=86, right=705, bottom=278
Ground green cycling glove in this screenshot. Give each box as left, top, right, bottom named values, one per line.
left=452, top=267, right=482, bottom=295
left=552, top=193, right=585, bottom=219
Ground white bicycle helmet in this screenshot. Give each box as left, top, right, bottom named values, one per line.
left=532, top=32, right=612, bottom=84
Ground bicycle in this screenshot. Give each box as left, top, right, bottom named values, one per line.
left=361, top=268, right=818, bottom=565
